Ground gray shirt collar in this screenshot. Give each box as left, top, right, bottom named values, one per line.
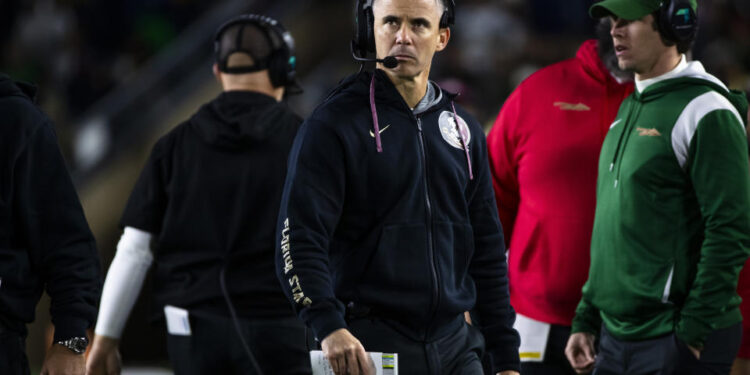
left=412, top=81, right=442, bottom=115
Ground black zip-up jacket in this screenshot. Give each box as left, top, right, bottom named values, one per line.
left=276, top=70, right=520, bottom=372
left=121, top=91, right=301, bottom=319
left=0, top=74, right=101, bottom=341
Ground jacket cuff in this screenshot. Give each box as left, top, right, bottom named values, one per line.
left=52, top=316, right=90, bottom=342
left=571, top=317, right=599, bottom=336
left=306, top=308, right=348, bottom=342
left=676, top=314, right=712, bottom=349
left=490, top=344, right=521, bottom=374
left=571, top=300, right=601, bottom=336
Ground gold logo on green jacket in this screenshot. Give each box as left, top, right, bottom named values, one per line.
left=553, top=102, right=590, bottom=111
left=636, top=127, right=662, bottom=137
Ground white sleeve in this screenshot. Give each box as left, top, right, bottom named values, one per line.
left=94, top=226, right=154, bottom=339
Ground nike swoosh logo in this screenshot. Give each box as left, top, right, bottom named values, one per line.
left=610, top=119, right=622, bottom=129
left=369, top=124, right=391, bottom=138
left=554, top=102, right=591, bottom=111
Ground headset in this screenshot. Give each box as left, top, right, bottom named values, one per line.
left=213, top=14, right=297, bottom=89
left=657, top=0, right=697, bottom=43
left=352, top=0, right=456, bottom=57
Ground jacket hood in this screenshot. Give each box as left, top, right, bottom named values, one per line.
left=0, top=74, right=37, bottom=102
left=332, top=69, right=456, bottom=112
left=577, top=39, right=614, bottom=84
left=190, top=90, right=300, bottom=148
left=636, top=61, right=748, bottom=124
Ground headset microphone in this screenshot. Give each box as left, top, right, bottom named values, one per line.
left=352, top=54, right=399, bottom=69
left=350, top=41, right=399, bottom=68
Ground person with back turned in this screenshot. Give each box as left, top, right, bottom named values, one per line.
left=86, top=14, right=310, bottom=375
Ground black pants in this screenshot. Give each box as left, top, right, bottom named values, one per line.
left=594, top=323, right=742, bottom=375
left=0, top=331, right=30, bottom=375
left=166, top=312, right=311, bottom=375
left=347, top=315, right=485, bottom=375
left=521, top=324, right=577, bottom=375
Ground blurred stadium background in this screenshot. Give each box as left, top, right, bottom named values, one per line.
left=2, top=0, right=749, bottom=373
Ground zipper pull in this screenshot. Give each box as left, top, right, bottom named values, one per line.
left=609, top=163, right=614, bottom=172
left=417, top=117, right=423, bottom=132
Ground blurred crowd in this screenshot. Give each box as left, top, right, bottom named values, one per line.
left=1, top=0, right=749, bottom=159
left=1, top=0, right=209, bottom=138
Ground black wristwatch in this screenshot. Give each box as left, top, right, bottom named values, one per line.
left=55, top=337, right=89, bottom=354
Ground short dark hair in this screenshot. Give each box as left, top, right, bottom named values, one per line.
left=651, top=11, right=697, bottom=54
left=372, top=0, right=446, bottom=19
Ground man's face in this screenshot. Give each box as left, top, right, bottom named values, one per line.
left=609, top=14, right=671, bottom=76
left=372, top=0, right=449, bottom=80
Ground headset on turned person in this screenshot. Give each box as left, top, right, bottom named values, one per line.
left=214, top=14, right=299, bottom=91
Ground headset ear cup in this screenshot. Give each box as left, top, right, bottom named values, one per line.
left=365, top=6, right=375, bottom=53
left=439, top=0, right=455, bottom=28
left=659, top=0, right=696, bottom=43
left=354, top=0, right=369, bottom=55
left=268, top=49, right=286, bottom=88
left=213, top=39, right=221, bottom=67
left=671, top=0, right=696, bottom=42
left=658, top=0, right=677, bottom=42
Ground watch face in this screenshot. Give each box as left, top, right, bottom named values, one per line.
left=63, top=337, right=88, bottom=354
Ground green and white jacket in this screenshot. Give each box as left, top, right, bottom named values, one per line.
left=571, top=56, right=750, bottom=348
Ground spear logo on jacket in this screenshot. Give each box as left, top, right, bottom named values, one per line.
left=439, top=111, right=471, bottom=149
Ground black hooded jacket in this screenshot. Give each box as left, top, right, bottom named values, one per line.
left=121, top=91, right=301, bottom=318
left=0, top=74, right=101, bottom=341
left=276, top=70, right=520, bottom=372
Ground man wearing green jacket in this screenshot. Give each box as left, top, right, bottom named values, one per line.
left=565, top=0, right=750, bottom=374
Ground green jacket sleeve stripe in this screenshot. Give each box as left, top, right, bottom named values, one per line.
left=671, top=91, right=745, bottom=169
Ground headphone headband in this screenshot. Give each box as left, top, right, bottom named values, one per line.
left=213, top=14, right=299, bottom=90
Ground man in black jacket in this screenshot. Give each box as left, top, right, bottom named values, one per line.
left=276, top=0, right=520, bottom=374
left=0, top=74, right=101, bottom=375
left=86, top=14, right=310, bottom=375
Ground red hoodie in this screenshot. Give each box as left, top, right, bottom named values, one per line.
left=487, top=40, right=633, bottom=325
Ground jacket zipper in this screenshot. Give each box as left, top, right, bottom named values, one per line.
left=661, top=264, right=675, bottom=304
left=416, top=116, right=440, bottom=339
left=609, top=100, right=641, bottom=189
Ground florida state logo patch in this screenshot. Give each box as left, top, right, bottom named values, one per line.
left=438, top=111, right=471, bottom=149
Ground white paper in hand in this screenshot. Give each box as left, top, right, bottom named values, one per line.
left=310, top=350, right=398, bottom=375
left=164, top=305, right=192, bottom=336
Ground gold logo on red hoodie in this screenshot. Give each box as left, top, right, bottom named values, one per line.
left=553, top=102, right=591, bottom=111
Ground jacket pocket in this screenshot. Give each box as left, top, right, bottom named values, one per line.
left=434, top=222, right=474, bottom=299
left=0, top=248, right=32, bottom=293
left=0, top=247, right=38, bottom=320
left=356, top=223, right=430, bottom=313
